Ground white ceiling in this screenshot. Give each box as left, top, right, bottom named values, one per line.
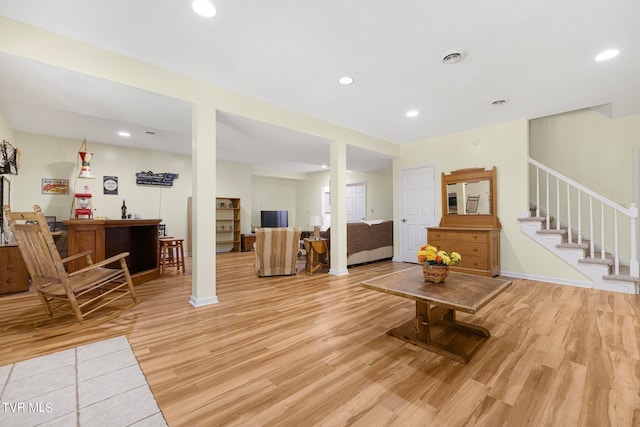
left=1, top=1, right=639, bottom=173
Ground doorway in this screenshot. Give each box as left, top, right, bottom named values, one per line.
left=399, top=166, right=437, bottom=262
left=346, top=182, right=366, bottom=222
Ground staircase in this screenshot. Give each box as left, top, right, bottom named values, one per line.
left=519, top=158, right=639, bottom=294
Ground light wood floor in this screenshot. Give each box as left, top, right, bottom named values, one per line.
left=2, top=252, right=640, bottom=426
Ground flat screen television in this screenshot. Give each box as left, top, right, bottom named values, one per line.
left=261, top=210, right=288, bottom=228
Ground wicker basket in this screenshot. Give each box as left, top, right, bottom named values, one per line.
left=422, top=265, right=449, bottom=283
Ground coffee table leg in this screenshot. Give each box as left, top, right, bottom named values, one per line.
left=436, top=309, right=490, bottom=337
left=414, top=301, right=431, bottom=344
left=388, top=302, right=470, bottom=364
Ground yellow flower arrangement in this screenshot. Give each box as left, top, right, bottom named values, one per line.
left=417, top=244, right=462, bottom=267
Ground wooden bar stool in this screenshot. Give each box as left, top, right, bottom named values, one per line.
left=159, top=237, right=185, bottom=274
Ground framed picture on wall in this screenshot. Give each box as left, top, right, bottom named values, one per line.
left=41, top=178, right=69, bottom=195
left=103, top=176, right=118, bottom=195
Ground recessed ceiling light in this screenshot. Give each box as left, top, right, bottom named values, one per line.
left=490, top=99, right=508, bottom=106
left=595, top=49, right=620, bottom=62
left=118, top=131, right=131, bottom=137
left=406, top=110, right=419, bottom=118
left=440, top=49, right=466, bottom=64
left=192, top=0, right=217, bottom=18
left=321, top=165, right=329, bottom=169
left=338, top=76, right=354, bottom=85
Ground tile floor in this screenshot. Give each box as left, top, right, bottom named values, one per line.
left=0, top=336, right=166, bottom=426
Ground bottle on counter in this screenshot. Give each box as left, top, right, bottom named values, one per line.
left=121, top=199, right=127, bottom=219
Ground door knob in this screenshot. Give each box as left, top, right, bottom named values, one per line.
left=402, top=218, right=407, bottom=223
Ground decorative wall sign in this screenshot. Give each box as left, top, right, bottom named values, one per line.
left=135, top=171, right=179, bottom=187
left=41, top=178, right=69, bottom=195
left=103, top=176, right=118, bottom=195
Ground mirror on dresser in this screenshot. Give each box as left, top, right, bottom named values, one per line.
left=440, top=167, right=500, bottom=228
left=427, top=166, right=501, bottom=277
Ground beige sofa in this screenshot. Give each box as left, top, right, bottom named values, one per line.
left=254, top=227, right=302, bottom=276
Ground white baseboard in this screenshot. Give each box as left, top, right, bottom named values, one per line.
left=329, top=268, right=349, bottom=276
left=500, top=270, right=592, bottom=289
left=189, top=295, right=220, bottom=307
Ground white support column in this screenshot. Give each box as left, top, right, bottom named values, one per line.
left=190, top=103, right=219, bottom=307
left=329, top=140, right=348, bottom=276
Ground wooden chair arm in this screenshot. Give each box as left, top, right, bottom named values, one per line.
left=68, top=252, right=131, bottom=277
left=61, top=250, right=94, bottom=265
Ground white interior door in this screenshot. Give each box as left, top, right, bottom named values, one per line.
left=346, top=182, right=366, bottom=222
left=399, top=166, right=436, bottom=262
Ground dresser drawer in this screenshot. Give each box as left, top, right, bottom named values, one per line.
left=459, top=255, right=490, bottom=270
left=429, top=230, right=489, bottom=243
left=456, top=242, right=487, bottom=257
left=426, top=227, right=500, bottom=277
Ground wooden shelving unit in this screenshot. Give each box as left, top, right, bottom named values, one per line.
left=216, top=197, right=241, bottom=252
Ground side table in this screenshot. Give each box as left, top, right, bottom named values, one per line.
left=0, top=244, right=30, bottom=294
left=304, top=237, right=329, bottom=274
left=241, top=233, right=256, bottom=252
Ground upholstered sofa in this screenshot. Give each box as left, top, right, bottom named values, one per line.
left=323, top=220, right=393, bottom=266
left=254, top=227, right=302, bottom=277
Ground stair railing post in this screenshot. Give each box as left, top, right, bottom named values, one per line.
left=629, top=203, right=639, bottom=277
left=577, top=191, right=582, bottom=245
left=556, top=178, right=560, bottom=231
left=589, top=196, right=595, bottom=258
left=601, top=203, right=605, bottom=260
left=546, top=172, right=550, bottom=230
left=536, top=166, right=540, bottom=217
left=614, top=211, right=619, bottom=275
left=567, top=183, right=572, bottom=244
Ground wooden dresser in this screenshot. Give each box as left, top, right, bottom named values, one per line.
left=428, top=166, right=501, bottom=277
left=427, top=227, right=500, bottom=277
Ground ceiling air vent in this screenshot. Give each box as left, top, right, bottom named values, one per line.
left=441, top=50, right=465, bottom=64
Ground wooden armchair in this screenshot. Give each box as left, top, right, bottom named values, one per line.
left=3, top=205, right=137, bottom=325
left=254, top=227, right=302, bottom=277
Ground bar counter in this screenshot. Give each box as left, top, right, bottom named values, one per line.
left=63, top=218, right=162, bottom=285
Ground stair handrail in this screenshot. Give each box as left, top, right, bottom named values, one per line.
left=529, top=158, right=634, bottom=216
left=529, top=157, right=638, bottom=277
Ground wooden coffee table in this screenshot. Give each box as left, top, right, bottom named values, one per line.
left=361, top=266, right=511, bottom=363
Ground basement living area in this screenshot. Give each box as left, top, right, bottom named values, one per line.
left=2, top=5, right=640, bottom=426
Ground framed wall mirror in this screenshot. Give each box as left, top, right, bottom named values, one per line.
left=440, top=167, right=501, bottom=228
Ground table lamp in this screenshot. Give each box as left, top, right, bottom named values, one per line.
left=310, top=215, right=322, bottom=240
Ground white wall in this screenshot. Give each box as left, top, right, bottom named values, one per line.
left=9, top=132, right=192, bottom=240
left=294, top=169, right=393, bottom=230
left=216, top=160, right=252, bottom=234
left=251, top=176, right=297, bottom=229
left=530, top=108, right=640, bottom=206
left=0, top=112, right=15, bottom=145
left=396, top=119, right=587, bottom=284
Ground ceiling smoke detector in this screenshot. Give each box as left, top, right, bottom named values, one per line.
left=440, top=50, right=466, bottom=64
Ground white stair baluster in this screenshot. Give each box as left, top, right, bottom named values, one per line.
left=630, top=203, right=639, bottom=277
left=546, top=172, right=550, bottom=230
left=589, top=196, right=595, bottom=258
left=600, top=203, right=605, bottom=260
left=614, top=211, right=619, bottom=275
left=536, top=167, right=540, bottom=217
left=556, top=177, right=560, bottom=231
left=577, top=191, right=582, bottom=245
left=567, top=183, right=572, bottom=244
